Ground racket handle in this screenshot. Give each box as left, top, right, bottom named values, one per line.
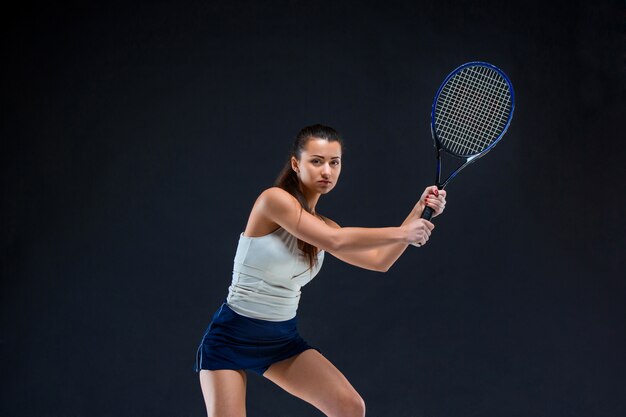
left=421, top=206, right=434, bottom=221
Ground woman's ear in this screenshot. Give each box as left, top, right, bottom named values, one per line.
left=291, top=157, right=299, bottom=174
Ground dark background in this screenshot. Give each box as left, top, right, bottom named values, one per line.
left=2, top=1, right=624, bottom=416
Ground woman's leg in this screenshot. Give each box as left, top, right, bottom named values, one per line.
left=199, top=369, right=247, bottom=417
left=263, top=349, right=366, bottom=417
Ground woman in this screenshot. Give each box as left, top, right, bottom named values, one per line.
left=194, top=124, right=447, bottom=417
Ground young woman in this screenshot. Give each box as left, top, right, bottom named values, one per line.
left=194, top=124, right=447, bottom=417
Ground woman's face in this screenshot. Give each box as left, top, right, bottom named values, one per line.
left=292, top=138, right=342, bottom=195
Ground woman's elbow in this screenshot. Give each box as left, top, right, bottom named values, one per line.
left=368, top=261, right=391, bottom=273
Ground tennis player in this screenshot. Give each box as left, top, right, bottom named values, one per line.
left=194, top=124, right=447, bottom=417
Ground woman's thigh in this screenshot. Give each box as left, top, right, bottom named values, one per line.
left=199, top=369, right=247, bottom=417
left=263, top=349, right=365, bottom=417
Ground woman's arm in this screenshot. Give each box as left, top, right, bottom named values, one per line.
left=252, top=187, right=432, bottom=252
left=324, top=186, right=447, bottom=272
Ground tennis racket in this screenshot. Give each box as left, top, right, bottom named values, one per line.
left=421, top=61, right=515, bottom=221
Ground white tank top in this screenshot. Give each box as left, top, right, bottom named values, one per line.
left=226, top=227, right=324, bottom=321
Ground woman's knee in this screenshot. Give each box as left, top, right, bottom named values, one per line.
left=333, top=391, right=366, bottom=417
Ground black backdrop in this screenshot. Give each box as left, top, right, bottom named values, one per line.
left=2, top=1, right=625, bottom=416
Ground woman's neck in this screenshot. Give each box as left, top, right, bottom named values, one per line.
left=298, top=184, right=321, bottom=213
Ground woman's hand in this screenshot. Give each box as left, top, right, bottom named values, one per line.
left=402, top=216, right=435, bottom=247
left=413, top=185, right=447, bottom=218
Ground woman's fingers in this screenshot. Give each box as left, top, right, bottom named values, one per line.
left=408, top=218, right=434, bottom=246
left=419, top=219, right=434, bottom=241
left=424, top=190, right=446, bottom=216
left=425, top=197, right=444, bottom=211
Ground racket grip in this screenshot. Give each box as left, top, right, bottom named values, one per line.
left=421, top=206, right=434, bottom=221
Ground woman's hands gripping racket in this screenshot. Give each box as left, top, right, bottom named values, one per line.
left=408, top=185, right=446, bottom=247
left=421, top=62, right=515, bottom=221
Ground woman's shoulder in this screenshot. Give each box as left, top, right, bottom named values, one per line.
left=259, top=189, right=340, bottom=227
left=244, top=188, right=295, bottom=236
left=253, top=187, right=298, bottom=214
left=256, top=187, right=296, bottom=204
left=259, top=186, right=291, bottom=199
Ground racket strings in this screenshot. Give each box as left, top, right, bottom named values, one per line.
left=440, top=67, right=510, bottom=152
left=435, top=65, right=512, bottom=156
left=439, top=69, right=509, bottom=154
left=438, top=68, right=510, bottom=154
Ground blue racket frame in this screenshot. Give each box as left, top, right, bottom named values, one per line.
left=430, top=61, right=515, bottom=189
left=421, top=61, right=515, bottom=221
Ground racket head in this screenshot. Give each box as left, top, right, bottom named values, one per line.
left=430, top=62, right=515, bottom=158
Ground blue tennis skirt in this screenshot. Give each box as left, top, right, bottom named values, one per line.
left=194, top=302, right=318, bottom=375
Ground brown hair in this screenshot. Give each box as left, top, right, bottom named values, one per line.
left=274, top=124, right=344, bottom=269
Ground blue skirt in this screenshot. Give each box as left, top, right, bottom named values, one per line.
left=194, top=302, right=318, bottom=375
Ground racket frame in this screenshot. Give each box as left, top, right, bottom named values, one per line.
left=430, top=61, right=515, bottom=189
left=421, top=61, right=515, bottom=220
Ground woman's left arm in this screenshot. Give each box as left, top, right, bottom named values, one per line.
left=326, top=186, right=446, bottom=272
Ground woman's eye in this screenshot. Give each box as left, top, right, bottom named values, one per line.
left=331, top=160, right=340, bottom=166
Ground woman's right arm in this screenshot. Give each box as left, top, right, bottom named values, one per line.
left=253, top=187, right=431, bottom=252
